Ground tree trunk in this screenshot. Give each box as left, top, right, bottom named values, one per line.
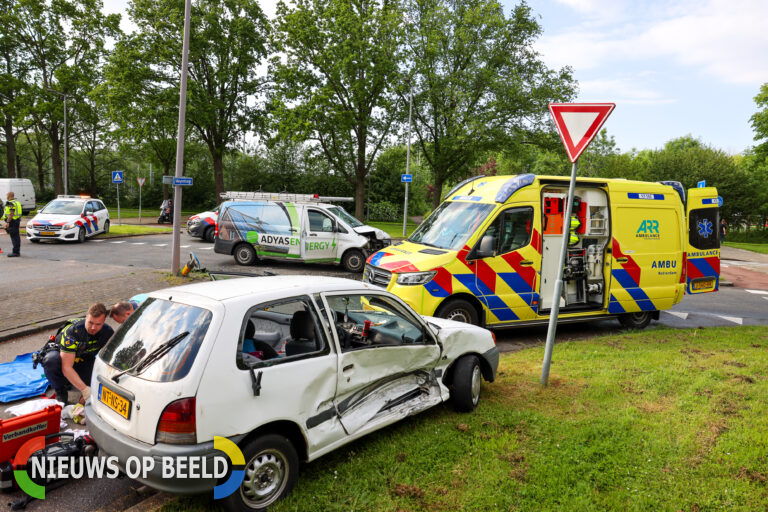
left=213, top=149, right=225, bottom=204
left=89, top=153, right=97, bottom=197
left=36, top=158, right=45, bottom=192
left=4, top=116, right=16, bottom=178
left=355, top=131, right=366, bottom=219
left=432, top=172, right=444, bottom=210
left=49, top=123, right=63, bottom=195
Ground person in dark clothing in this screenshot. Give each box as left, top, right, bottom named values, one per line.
left=720, top=219, right=727, bottom=242
left=41, top=303, right=114, bottom=404
left=2, top=191, right=22, bottom=257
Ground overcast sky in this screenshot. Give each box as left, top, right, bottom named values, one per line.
left=103, top=0, right=768, bottom=154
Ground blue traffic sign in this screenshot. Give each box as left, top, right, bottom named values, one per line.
left=697, top=180, right=706, bottom=188
left=112, top=171, right=123, bottom=184
left=172, top=177, right=194, bottom=186
left=401, top=174, right=413, bottom=183
left=718, top=195, right=723, bottom=207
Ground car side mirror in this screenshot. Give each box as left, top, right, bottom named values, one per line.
left=474, top=235, right=496, bottom=259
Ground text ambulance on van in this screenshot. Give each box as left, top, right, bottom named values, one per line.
left=363, top=174, right=719, bottom=329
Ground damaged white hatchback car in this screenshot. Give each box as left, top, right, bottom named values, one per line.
left=86, top=276, right=498, bottom=511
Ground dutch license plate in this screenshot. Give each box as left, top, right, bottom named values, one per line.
left=100, top=385, right=131, bottom=419
left=40, top=231, right=56, bottom=236
left=693, top=279, right=714, bottom=290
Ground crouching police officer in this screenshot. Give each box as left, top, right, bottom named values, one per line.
left=2, top=191, right=22, bottom=257
left=41, top=303, right=114, bottom=404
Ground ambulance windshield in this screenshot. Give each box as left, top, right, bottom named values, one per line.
left=408, top=201, right=495, bottom=251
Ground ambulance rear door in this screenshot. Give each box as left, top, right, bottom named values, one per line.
left=685, top=187, right=720, bottom=294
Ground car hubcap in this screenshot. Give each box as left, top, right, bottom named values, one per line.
left=630, top=313, right=647, bottom=323
left=348, top=254, right=361, bottom=270
left=447, top=308, right=471, bottom=323
left=240, top=449, right=288, bottom=508
left=238, top=249, right=251, bottom=263
left=471, top=365, right=481, bottom=406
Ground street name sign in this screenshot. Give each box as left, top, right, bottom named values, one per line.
left=548, top=103, right=616, bottom=163
left=172, top=177, right=193, bottom=186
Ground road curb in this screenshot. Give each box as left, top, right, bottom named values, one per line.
left=0, top=314, right=84, bottom=343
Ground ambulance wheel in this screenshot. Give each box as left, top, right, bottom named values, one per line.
left=450, top=355, right=482, bottom=412
left=77, top=227, right=86, bottom=243
left=436, top=298, right=479, bottom=325
left=204, top=226, right=215, bottom=243
left=103, top=220, right=110, bottom=234
left=618, top=311, right=652, bottom=329
left=224, top=434, right=298, bottom=511
left=342, top=249, right=365, bottom=273
left=234, top=244, right=257, bottom=266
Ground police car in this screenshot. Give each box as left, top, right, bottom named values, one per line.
left=186, top=208, right=218, bottom=242
left=26, top=195, right=110, bottom=243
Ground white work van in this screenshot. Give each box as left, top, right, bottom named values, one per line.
left=0, top=178, right=36, bottom=214
left=213, top=192, right=391, bottom=272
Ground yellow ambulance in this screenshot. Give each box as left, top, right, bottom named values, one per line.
left=363, top=174, right=720, bottom=329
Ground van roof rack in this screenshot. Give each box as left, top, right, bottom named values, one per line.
left=220, top=191, right=353, bottom=203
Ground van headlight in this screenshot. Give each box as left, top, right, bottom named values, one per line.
left=396, top=271, right=437, bottom=286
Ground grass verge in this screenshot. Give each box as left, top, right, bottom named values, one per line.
left=101, top=225, right=173, bottom=237
left=161, top=325, right=768, bottom=512
left=367, top=221, right=420, bottom=239
left=724, top=242, right=768, bottom=255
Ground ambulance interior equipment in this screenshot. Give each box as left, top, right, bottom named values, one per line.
left=540, top=186, right=610, bottom=311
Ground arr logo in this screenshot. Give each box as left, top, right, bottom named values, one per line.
left=636, top=219, right=659, bottom=234
left=213, top=436, right=245, bottom=499
left=15, top=436, right=45, bottom=499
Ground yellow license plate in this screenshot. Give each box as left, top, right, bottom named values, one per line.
left=693, top=279, right=714, bottom=290
left=40, top=231, right=56, bottom=236
left=100, top=385, right=131, bottom=419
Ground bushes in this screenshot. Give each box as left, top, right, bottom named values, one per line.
left=368, top=201, right=400, bottom=222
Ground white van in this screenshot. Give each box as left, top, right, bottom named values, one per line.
left=0, top=178, right=36, bottom=214
left=214, top=192, right=391, bottom=272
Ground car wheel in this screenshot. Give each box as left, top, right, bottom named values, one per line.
left=234, top=244, right=257, bottom=266
left=77, top=227, right=86, bottom=243
left=204, top=226, right=215, bottom=243
left=103, top=220, right=110, bottom=234
left=342, top=249, right=365, bottom=273
left=451, top=355, right=482, bottom=412
left=224, top=434, right=298, bottom=512
left=436, top=298, right=479, bottom=325
left=618, top=311, right=652, bottom=329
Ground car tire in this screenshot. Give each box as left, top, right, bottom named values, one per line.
left=223, top=434, right=298, bottom=512
left=103, top=220, right=110, bottom=234
left=618, top=311, right=652, bottom=329
left=204, top=226, right=215, bottom=243
left=451, top=355, right=482, bottom=412
left=342, top=249, right=365, bottom=273
left=77, top=227, right=86, bottom=243
left=436, top=298, right=479, bottom=325
left=234, top=244, right=257, bottom=266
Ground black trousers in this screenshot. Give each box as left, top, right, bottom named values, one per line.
left=41, top=351, right=95, bottom=399
left=7, top=218, right=20, bottom=254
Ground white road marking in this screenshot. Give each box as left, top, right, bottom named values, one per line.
left=717, top=315, right=743, bottom=325
left=199, top=247, right=213, bottom=250
left=153, top=244, right=167, bottom=247
left=110, top=241, right=126, bottom=244
left=746, top=289, right=768, bottom=295
left=93, top=239, right=106, bottom=242
left=132, top=242, right=146, bottom=245
left=665, top=311, right=689, bottom=320
left=181, top=245, right=190, bottom=248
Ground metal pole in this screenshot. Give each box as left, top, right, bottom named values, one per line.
left=63, top=95, right=68, bottom=195
left=541, top=161, right=578, bottom=386
left=117, top=183, right=121, bottom=225
left=403, top=83, right=413, bottom=238
left=172, top=0, right=192, bottom=275
left=139, top=182, right=142, bottom=224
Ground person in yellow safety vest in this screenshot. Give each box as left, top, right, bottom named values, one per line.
left=2, top=191, right=22, bottom=257
left=568, top=197, right=582, bottom=246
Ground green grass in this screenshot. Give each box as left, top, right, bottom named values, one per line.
left=102, top=224, right=172, bottom=236
left=724, top=242, right=768, bottom=254
left=367, top=221, right=420, bottom=239
left=161, top=326, right=768, bottom=512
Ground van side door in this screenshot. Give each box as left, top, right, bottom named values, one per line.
left=685, top=187, right=720, bottom=294
left=470, top=207, right=540, bottom=324
left=302, top=208, right=337, bottom=262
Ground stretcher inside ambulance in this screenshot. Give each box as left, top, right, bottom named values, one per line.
left=363, top=174, right=720, bottom=329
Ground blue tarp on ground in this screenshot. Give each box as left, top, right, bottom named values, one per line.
left=0, top=353, right=49, bottom=403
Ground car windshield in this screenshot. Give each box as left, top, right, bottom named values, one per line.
left=327, top=206, right=363, bottom=228
left=100, top=298, right=212, bottom=382
left=40, top=200, right=84, bottom=215
left=408, top=201, right=495, bottom=250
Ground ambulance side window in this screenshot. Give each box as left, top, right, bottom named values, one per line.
left=498, top=209, right=533, bottom=254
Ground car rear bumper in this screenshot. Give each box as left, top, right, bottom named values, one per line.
left=85, top=402, right=244, bottom=494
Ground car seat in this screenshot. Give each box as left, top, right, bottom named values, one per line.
left=285, top=310, right=318, bottom=356
left=243, top=320, right=279, bottom=360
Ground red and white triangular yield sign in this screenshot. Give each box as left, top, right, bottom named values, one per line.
left=548, top=103, right=615, bottom=163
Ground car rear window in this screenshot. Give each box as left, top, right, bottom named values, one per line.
left=100, top=298, right=212, bottom=382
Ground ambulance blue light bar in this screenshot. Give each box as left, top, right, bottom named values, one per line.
left=495, top=174, right=536, bottom=203
left=659, top=181, right=686, bottom=206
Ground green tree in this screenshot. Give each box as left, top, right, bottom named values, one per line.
left=0, top=0, right=27, bottom=179
left=750, top=83, right=768, bottom=157
left=404, top=0, right=575, bottom=208
left=126, top=0, right=270, bottom=201
left=270, top=0, right=403, bottom=219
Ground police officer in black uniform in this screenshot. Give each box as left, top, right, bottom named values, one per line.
left=41, top=303, right=114, bottom=404
left=2, top=191, right=22, bottom=257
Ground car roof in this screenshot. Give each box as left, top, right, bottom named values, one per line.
left=153, top=275, right=379, bottom=302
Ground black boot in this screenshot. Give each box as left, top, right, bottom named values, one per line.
left=55, top=388, right=70, bottom=405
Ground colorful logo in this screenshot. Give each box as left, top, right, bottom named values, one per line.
left=636, top=219, right=660, bottom=234
left=697, top=218, right=713, bottom=238
left=15, top=436, right=45, bottom=499
left=213, top=436, right=245, bottom=499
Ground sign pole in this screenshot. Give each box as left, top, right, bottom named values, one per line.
left=117, top=183, right=121, bottom=226
left=139, top=181, right=142, bottom=224
left=541, top=161, right=577, bottom=386
left=403, top=83, right=413, bottom=238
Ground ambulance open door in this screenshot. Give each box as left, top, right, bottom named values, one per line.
left=685, top=187, right=720, bottom=294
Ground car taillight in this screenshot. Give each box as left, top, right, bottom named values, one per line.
left=491, top=332, right=497, bottom=345
left=214, top=221, right=219, bottom=238
left=680, top=252, right=687, bottom=283
left=156, top=397, right=196, bottom=445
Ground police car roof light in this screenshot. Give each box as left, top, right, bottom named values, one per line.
left=57, top=194, right=91, bottom=199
